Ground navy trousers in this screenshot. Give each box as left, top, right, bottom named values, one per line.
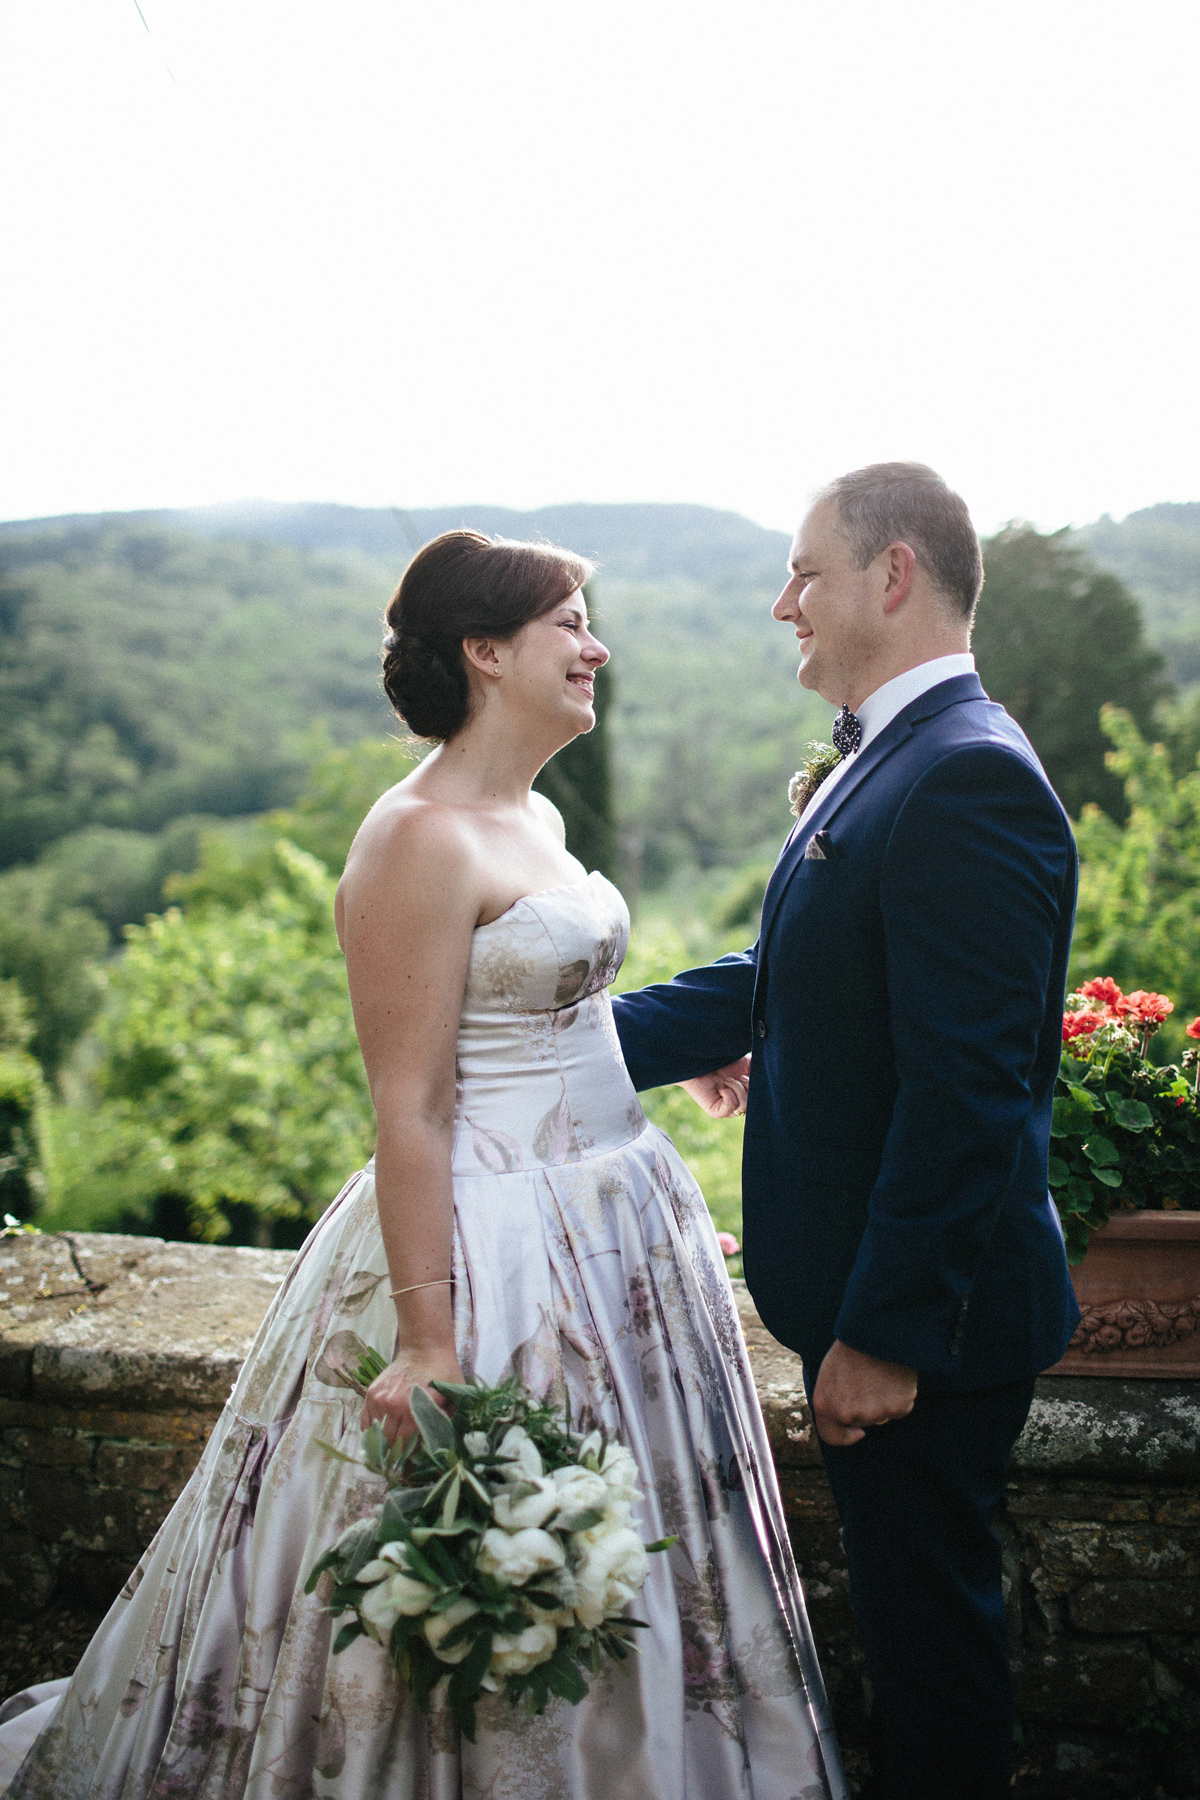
left=808, top=1375, right=1036, bottom=1800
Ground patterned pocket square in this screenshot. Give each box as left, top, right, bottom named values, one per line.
left=804, top=830, right=837, bottom=861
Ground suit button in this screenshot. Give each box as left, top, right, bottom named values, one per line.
left=755, top=1018, right=768, bottom=1039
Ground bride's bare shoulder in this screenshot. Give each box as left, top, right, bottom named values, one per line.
left=338, top=783, right=478, bottom=903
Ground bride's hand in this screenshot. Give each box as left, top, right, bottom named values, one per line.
left=361, top=1342, right=466, bottom=1444
left=679, top=1056, right=751, bottom=1119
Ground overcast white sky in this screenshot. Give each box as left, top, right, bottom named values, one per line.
left=1, top=1, right=1197, bottom=536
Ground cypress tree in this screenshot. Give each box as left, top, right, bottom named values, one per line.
left=534, top=590, right=618, bottom=880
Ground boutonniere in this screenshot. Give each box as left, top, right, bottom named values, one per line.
left=788, top=740, right=842, bottom=818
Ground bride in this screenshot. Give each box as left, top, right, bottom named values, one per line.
left=0, top=531, right=844, bottom=1799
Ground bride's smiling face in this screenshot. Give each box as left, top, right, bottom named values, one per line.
left=494, top=590, right=609, bottom=733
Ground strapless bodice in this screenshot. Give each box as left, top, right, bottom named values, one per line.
left=450, top=872, right=647, bottom=1175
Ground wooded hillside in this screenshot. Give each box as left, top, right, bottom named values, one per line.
left=0, top=494, right=1193, bottom=1246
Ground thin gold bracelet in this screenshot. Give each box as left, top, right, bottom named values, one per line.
left=389, top=1278, right=454, bottom=1299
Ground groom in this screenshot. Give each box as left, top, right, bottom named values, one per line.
left=611, top=463, right=1080, bottom=1800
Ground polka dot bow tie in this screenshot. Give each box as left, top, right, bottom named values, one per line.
left=831, top=704, right=863, bottom=759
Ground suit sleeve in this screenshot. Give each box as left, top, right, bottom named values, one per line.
left=833, top=746, right=1074, bottom=1372
left=611, top=947, right=758, bottom=1092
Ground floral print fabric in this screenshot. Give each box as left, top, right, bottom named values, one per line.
left=1, top=873, right=843, bottom=1800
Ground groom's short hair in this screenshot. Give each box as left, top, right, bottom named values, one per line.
left=816, top=462, right=984, bottom=619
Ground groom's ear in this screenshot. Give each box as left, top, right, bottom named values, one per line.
left=879, top=542, right=918, bottom=614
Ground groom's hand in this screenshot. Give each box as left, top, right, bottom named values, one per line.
left=812, top=1340, right=918, bottom=1446
left=678, top=1056, right=751, bottom=1118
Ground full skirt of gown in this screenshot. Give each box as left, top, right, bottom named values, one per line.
left=0, top=874, right=844, bottom=1799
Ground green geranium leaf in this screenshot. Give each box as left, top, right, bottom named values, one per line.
left=1092, top=1166, right=1123, bottom=1188
left=1047, top=1156, right=1071, bottom=1187
left=1063, top=1175, right=1096, bottom=1213
left=1063, top=1211, right=1091, bottom=1266
left=1051, top=1096, right=1089, bottom=1138
left=1110, top=1096, right=1154, bottom=1133
left=1067, top=1084, right=1101, bottom=1111
left=1082, top=1135, right=1119, bottom=1167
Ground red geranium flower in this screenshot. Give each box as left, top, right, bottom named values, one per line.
left=1187, top=1018, right=1200, bottom=1041
left=1078, top=977, right=1126, bottom=1010
left=1124, top=990, right=1174, bottom=1025
left=1062, top=1012, right=1103, bottom=1042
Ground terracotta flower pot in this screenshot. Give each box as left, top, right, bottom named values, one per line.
left=1046, top=1211, right=1200, bottom=1378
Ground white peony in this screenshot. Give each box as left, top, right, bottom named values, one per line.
left=572, top=1526, right=649, bottom=1629
left=551, top=1464, right=608, bottom=1516
left=356, top=1540, right=415, bottom=1584
left=359, top=1568, right=438, bottom=1639
left=463, top=1431, right=490, bottom=1458
left=423, top=1597, right=479, bottom=1664
left=599, top=1444, right=641, bottom=1505
left=496, top=1425, right=544, bottom=1480
left=572, top=1497, right=634, bottom=1548
left=487, top=1617, right=558, bottom=1678
left=492, top=1476, right=560, bottom=1532
left=476, top=1526, right=565, bottom=1584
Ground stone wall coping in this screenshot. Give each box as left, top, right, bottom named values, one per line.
left=0, top=1231, right=292, bottom=1412
left=0, top=1233, right=1196, bottom=1482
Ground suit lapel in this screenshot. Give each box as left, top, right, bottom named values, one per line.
left=759, top=673, right=986, bottom=947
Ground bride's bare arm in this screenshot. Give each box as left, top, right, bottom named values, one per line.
left=337, top=807, right=480, bottom=1442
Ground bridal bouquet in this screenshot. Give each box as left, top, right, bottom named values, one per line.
left=306, top=1344, right=673, bottom=1738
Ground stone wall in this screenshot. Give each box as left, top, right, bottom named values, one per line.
left=2, top=1230, right=1198, bottom=1797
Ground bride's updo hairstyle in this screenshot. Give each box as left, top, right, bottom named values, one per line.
left=382, top=531, right=595, bottom=741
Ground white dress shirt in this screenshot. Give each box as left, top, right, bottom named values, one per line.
left=794, top=653, right=977, bottom=831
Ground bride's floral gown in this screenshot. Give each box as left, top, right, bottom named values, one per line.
left=0, top=873, right=844, bottom=1800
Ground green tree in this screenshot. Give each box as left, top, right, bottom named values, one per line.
left=534, top=657, right=619, bottom=882
left=268, top=734, right=417, bottom=874
left=612, top=906, right=753, bottom=1250
left=1069, top=706, right=1200, bottom=1046
left=34, top=817, right=219, bottom=941
left=43, top=842, right=374, bottom=1243
left=0, top=865, right=107, bottom=1077
left=0, top=979, right=50, bottom=1218
left=974, top=527, right=1169, bottom=819
left=165, top=736, right=416, bottom=912
left=0, top=528, right=388, bottom=870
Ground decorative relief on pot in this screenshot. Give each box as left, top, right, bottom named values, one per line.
left=1068, top=1294, right=1200, bottom=1354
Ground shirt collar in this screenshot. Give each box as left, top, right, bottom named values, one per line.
left=853, top=653, right=976, bottom=753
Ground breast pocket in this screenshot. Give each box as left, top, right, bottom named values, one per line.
left=802, top=828, right=841, bottom=862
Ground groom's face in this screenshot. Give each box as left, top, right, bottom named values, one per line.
left=773, top=501, right=878, bottom=704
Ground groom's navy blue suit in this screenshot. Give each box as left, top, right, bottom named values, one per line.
left=613, top=673, right=1081, bottom=1798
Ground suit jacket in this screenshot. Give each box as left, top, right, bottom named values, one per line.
left=613, top=673, right=1082, bottom=1388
